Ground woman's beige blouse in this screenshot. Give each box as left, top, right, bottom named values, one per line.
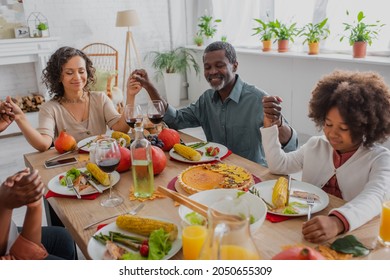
left=37, top=91, right=121, bottom=142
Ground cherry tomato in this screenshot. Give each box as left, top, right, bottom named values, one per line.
left=140, top=244, right=149, bottom=257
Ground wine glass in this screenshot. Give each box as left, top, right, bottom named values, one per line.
left=95, top=138, right=123, bottom=207
left=125, top=104, right=143, bottom=130
left=147, top=100, right=166, bottom=133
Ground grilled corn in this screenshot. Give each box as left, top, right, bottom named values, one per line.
left=272, top=177, right=289, bottom=208
left=111, top=131, right=131, bottom=146
left=116, top=215, right=178, bottom=241
left=173, top=144, right=201, bottom=161
left=86, top=162, right=110, bottom=186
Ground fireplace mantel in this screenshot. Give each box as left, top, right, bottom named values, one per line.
left=0, top=37, right=59, bottom=136
left=0, top=37, right=59, bottom=96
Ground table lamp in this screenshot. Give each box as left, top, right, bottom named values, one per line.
left=116, top=9, right=141, bottom=93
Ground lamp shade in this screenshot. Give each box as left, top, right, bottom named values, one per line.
left=116, top=10, right=140, bottom=27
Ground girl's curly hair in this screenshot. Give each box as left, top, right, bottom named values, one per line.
left=42, top=46, right=95, bottom=100
left=309, top=70, right=390, bottom=147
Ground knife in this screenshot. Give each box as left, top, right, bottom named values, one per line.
left=45, top=140, right=93, bottom=163
left=285, top=175, right=292, bottom=206
left=83, top=203, right=145, bottom=230
left=81, top=172, right=103, bottom=193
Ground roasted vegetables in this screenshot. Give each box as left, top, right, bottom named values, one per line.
left=111, top=131, right=131, bottom=146
left=173, top=143, right=201, bottom=161
left=116, top=215, right=178, bottom=241
left=86, top=162, right=110, bottom=186
left=272, top=177, right=289, bottom=208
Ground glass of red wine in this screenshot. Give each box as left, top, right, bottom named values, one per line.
left=125, top=104, right=143, bottom=130
left=147, top=100, right=166, bottom=133
left=95, top=138, right=123, bottom=207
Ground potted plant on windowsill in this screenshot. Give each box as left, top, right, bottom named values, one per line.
left=269, top=19, right=299, bottom=53
left=147, top=47, right=200, bottom=107
left=340, top=11, right=385, bottom=58
left=252, top=18, right=273, bottom=52
left=37, top=22, right=49, bottom=37
left=193, top=34, right=204, bottom=47
left=197, top=13, right=222, bottom=45
left=299, top=18, right=330, bottom=55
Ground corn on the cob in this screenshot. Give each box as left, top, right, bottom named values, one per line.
left=272, top=177, right=289, bottom=208
left=116, top=215, right=178, bottom=241
left=173, top=144, right=201, bottom=161
left=86, top=162, right=110, bottom=186
left=111, top=131, right=131, bottom=146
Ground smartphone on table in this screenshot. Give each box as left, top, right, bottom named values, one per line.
left=44, top=157, right=78, bottom=169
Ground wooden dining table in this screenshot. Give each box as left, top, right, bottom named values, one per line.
left=24, top=132, right=389, bottom=260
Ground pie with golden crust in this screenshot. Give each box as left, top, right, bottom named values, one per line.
left=178, top=163, right=254, bottom=194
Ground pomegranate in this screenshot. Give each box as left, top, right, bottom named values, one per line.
left=151, top=146, right=167, bottom=175
left=116, top=146, right=132, bottom=173
left=157, top=128, right=180, bottom=151
left=272, top=246, right=325, bottom=260
left=54, top=130, right=77, bottom=154
left=131, top=146, right=167, bottom=175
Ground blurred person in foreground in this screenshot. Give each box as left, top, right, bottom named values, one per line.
left=261, top=70, right=390, bottom=243
left=127, top=41, right=298, bottom=166
left=0, top=103, right=76, bottom=259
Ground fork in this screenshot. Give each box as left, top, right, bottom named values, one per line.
left=66, top=177, right=81, bottom=199
left=83, top=202, right=145, bottom=230
left=306, top=193, right=315, bottom=221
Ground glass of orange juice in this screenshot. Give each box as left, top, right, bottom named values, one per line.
left=379, top=196, right=390, bottom=247
left=182, top=224, right=207, bottom=260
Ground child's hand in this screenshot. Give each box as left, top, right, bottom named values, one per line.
left=302, top=215, right=344, bottom=243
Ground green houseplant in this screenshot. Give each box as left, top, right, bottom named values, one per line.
left=197, top=14, right=222, bottom=41
left=269, top=19, right=299, bottom=52
left=299, top=18, right=330, bottom=55
left=252, top=18, right=273, bottom=51
left=37, top=22, right=49, bottom=37
left=193, top=34, right=204, bottom=46
left=340, top=11, right=385, bottom=58
left=147, top=47, right=200, bottom=106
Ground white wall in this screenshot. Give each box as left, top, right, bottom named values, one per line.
left=0, top=0, right=191, bottom=105
left=186, top=47, right=390, bottom=147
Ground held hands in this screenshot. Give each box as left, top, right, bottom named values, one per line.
left=0, top=100, right=15, bottom=132
left=262, top=96, right=283, bottom=128
left=0, top=169, right=44, bottom=210
left=302, top=215, right=345, bottom=243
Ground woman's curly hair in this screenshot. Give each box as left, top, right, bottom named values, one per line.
left=309, top=70, right=390, bottom=147
left=42, top=46, right=95, bottom=100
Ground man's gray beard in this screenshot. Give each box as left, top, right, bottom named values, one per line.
left=209, top=79, right=225, bottom=91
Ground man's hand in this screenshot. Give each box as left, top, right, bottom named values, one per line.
left=130, top=69, right=153, bottom=89
left=262, top=96, right=283, bottom=128
left=0, top=169, right=44, bottom=210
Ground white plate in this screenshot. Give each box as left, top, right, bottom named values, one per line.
left=251, top=180, right=329, bottom=217
left=77, top=135, right=107, bottom=152
left=87, top=218, right=182, bottom=260
left=47, top=167, right=120, bottom=196
left=169, top=142, right=229, bottom=163
left=178, top=189, right=267, bottom=233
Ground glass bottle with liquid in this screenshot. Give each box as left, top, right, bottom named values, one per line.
left=130, top=122, right=154, bottom=198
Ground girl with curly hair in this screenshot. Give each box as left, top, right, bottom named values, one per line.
left=3, top=46, right=140, bottom=151
left=261, top=70, right=390, bottom=243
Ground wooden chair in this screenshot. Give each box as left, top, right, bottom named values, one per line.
left=81, top=43, right=124, bottom=112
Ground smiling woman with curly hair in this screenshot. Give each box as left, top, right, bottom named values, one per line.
left=261, top=70, right=390, bottom=243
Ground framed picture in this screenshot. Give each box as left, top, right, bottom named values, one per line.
left=14, top=26, right=29, bottom=38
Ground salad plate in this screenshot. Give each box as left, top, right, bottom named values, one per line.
left=169, top=142, right=228, bottom=163
left=251, top=180, right=329, bottom=217
left=87, top=218, right=182, bottom=260
left=47, top=167, right=120, bottom=196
